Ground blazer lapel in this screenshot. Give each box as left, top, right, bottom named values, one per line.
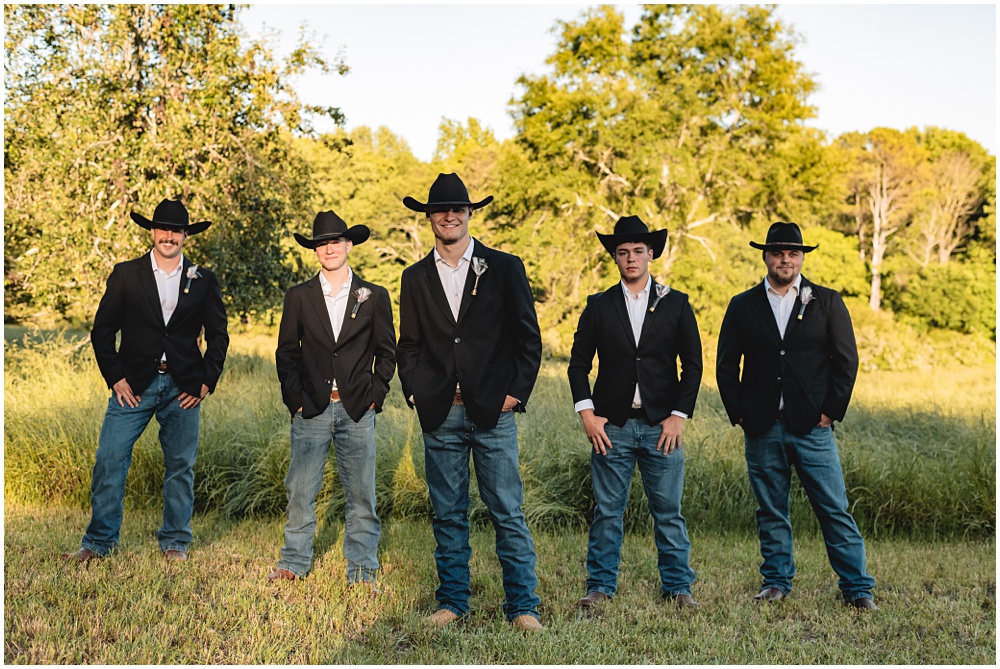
left=753, top=282, right=783, bottom=342
left=637, top=278, right=660, bottom=346
left=335, top=274, right=361, bottom=347
left=782, top=278, right=808, bottom=341
left=423, top=251, right=458, bottom=326
left=171, top=257, right=194, bottom=319
left=456, top=240, right=484, bottom=327
left=306, top=275, right=337, bottom=345
left=610, top=284, right=637, bottom=350
left=139, top=255, right=166, bottom=328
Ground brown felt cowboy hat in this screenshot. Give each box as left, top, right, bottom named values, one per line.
left=597, top=215, right=668, bottom=259
left=130, top=199, right=212, bottom=235
left=749, top=222, right=818, bottom=252
left=293, top=210, right=370, bottom=249
left=402, top=173, right=493, bottom=213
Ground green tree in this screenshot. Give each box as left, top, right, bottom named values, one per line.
left=508, top=4, right=827, bottom=353
left=4, top=4, right=344, bottom=324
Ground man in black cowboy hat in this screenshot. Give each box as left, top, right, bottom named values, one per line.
left=396, top=173, right=544, bottom=632
left=270, top=211, right=396, bottom=587
left=567, top=215, right=703, bottom=611
left=716, top=222, right=877, bottom=610
left=63, top=198, right=229, bottom=563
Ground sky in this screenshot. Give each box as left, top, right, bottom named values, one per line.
left=240, top=2, right=997, bottom=162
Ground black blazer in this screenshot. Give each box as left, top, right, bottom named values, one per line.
left=91, top=254, right=229, bottom=397
left=568, top=279, right=703, bottom=427
left=396, top=239, right=542, bottom=432
left=275, top=272, right=396, bottom=422
left=716, top=276, right=859, bottom=437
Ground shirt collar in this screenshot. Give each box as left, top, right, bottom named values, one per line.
left=764, top=273, right=802, bottom=297
left=433, top=237, right=475, bottom=268
left=319, top=267, right=353, bottom=296
left=150, top=250, right=184, bottom=278
left=620, top=275, right=652, bottom=300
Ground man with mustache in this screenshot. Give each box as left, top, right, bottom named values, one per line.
left=64, top=199, right=229, bottom=563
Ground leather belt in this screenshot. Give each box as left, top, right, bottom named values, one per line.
left=330, top=389, right=341, bottom=402
left=776, top=409, right=788, bottom=425
left=157, top=361, right=168, bottom=373
left=628, top=407, right=646, bottom=419
left=452, top=392, right=464, bottom=406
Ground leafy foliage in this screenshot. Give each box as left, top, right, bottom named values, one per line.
left=4, top=4, right=343, bottom=323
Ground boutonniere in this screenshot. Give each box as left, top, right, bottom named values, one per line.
left=471, top=257, right=488, bottom=296
left=351, top=287, right=371, bottom=319
left=648, top=283, right=671, bottom=313
left=183, top=265, right=201, bottom=294
left=796, top=285, right=814, bottom=320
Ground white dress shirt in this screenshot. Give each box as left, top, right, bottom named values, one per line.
left=433, top=239, right=475, bottom=321
left=319, top=268, right=353, bottom=391
left=764, top=274, right=802, bottom=409
left=574, top=276, right=687, bottom=420
left=150, top=251, right=184, bottom=365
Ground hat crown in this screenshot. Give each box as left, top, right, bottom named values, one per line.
left=612, top=215, right=651, bottom=237
left=426, top=173, right=472, bottom=206
left=312, top=210, right=349, bottom=239
left=764, top=222, right=805, bottom=246
left=151, top=199, right=190, bottom=226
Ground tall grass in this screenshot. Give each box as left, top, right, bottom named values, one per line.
left=4, top=328, right=995, bottom=538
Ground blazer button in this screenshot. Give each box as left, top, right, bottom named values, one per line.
left=454, top=337, right=461, bottom=344
left=332, top=352, right=338, bottom=358
left=777, top=377, right=781, bottom=381
left=636, top=356, right=641, bottom=361
left=779, top=350, right=786, bottom=355
left=324, top=379, right=331, bottom=384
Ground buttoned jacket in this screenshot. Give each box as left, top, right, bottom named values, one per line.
left=396, top=239, right=542, bottom=432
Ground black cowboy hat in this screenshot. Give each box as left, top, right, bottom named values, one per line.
left=293, top=210, right=370, bottom=249
left=402, top=173, right=493, bottom=213
left=130, top=199, right=212, bottom=235
left=749, top=222, right=818, bottom=252
left=597, top=215, right=668, bottom=259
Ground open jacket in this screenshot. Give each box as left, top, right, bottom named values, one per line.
left=91, top=254, right=229, bottom=397
left=275, top=272, right=396, bottom=422
left=567, top=279, right=702, bottom=426
left=716, top=276, right=859, bottom=437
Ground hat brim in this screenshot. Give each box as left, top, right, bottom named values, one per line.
left=130, top=212, right=211, bottom=235
left=403, top=195, right=494, bottom=213
left=294, top=225, right=370, bottom=249
left=597, top=229, right=668, bottom=259
left=749, top=241, right=818, bottom=252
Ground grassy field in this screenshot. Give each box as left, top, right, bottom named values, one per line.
left=3, top=327, right=996, bottom=663
left=4, top=327, right=995, bottom=537
left=4, top=503, right=995, bottom=664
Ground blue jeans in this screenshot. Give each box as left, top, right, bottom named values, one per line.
left=422, top=407, right=540, bottom=621
left=744, top=422, right=876, bottom=602
left=279, top=402, right=380, bottom=581
left=82, top=373, right=200, bottom=555
left=587, top=418, right=695, bottom=598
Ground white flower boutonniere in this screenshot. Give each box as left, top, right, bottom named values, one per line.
left=796, top=285, right=814, bottom=320
left=471, top=257, right=488, bottom=296
left=183, top=265, right=201, bottom=294
left=648, top=283, right=671, bottom=313
left=351, top=287, right=372, bottom=319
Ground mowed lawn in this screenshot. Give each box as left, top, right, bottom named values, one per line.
left=4, top=503, right=994, bottom=664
